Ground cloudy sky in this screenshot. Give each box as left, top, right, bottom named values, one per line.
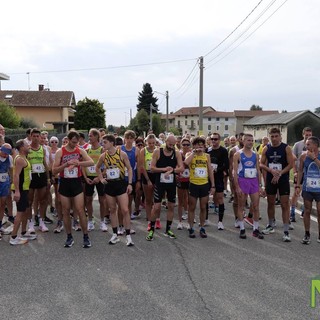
left=1, top=0, right=319, bottom=126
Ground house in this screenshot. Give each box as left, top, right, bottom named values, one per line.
left=243, top=110, right=320, bottom=144
left=234, top=110, right=279, bottom=135
left=0, top=84, right=76, bottom=133
left=204, top=111, right=236, bottom=137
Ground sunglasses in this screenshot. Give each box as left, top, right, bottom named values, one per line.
left=137, top=143, right=143, bottom=146
left=182, top=144, right=190, bottom=146
left=50, top=141, right=58, bottom=143
left=211, top=138, right=219, bottom=141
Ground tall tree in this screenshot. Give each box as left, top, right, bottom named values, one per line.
left=136, top=83, right=159, bottom=114
left=250, top=104, right=262, bottom=111
left=74, top=97, right=106, bottom=130
left=314, top=107, right=320, bottom=114
left=0, top=101, right=21, bottom=128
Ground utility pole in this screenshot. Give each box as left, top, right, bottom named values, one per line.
left=199, top=56, right=204, bottom=135
left=150, top=103, right=153, bottom=131
left=130, top=108, right=132, bottom=122
left=166, top=90, right=169, bottom=133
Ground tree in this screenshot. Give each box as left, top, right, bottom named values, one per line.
left=0, top=101, right=21, bottom=128
left=136, top=83, right=159, bottom=114
left=281, top=110, right=288, bottom=113
left=20, top=117, right=38, bottom=128
left=315, top=107, right=320, bottom=114
left=133, top=109, right=150, bottom=136
left=250, top=104, right=262, bottom=111
left=152, top=114, right=165, bottom=136
left=74, top=97, right=106, bottom=130
left=107, top=124, right=115, bottom=132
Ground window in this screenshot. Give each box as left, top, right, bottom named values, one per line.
left=216, top=117, right=220, bottom=121
left=208, top=125, right=211, bottom=130
left=191, top=120, right=194, bottom=128
left=208, top=117, right=211, bottom=121
left=185, top=116, right=187, bottom=119
left=178, top=121, right=181, bottom=128
left=217, top=125, right=219, bottom=130
left=197, top=120, right=199, bottom=125
left=185, top=120, right=187, bottom=125
left=225, top=125, right=228, bottom=130
left=225, top=117, right=228, bottom=121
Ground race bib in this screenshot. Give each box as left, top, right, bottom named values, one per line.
left=181, top=169, right=190, bottom=178
left=87, top=166, right=96, bottom=174
left=106, top=167, right=120, bottom=180
left=269, top=163, right=282, bottom=171
left=0, top=173, right=8, bottom=182
left=146, top=160, right=151, bottom=171
left=195, top=167, right=207, bottom=178
left=32, top=163, right=45, bottom=173
left=160, top=173, right=174, bottom=183
left=244, top=168, right=257, bottom=178
left=211, top=163, right=218, bottom=171
left=306, top=177, right=320, bottom=189
left=64, top=167, right=78, bottom=178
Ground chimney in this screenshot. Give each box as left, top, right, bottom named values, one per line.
left=39, top=84, right=44, bottom=91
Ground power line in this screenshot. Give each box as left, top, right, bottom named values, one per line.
left=206, top=0, right=289, bottom=70
left=204, top=0, right=265, bottom=58
left=206, top=0, right=278, bottom=66
left=9, top=58, right=197, bottom=75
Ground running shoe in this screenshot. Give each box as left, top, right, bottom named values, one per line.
left=155, top=219, right=162, bottom=229
left=234, top=219, right=240, bottom=228
left=199, top=227, right=207, bottom=238
left=64, top=236, right=74, bottom=248
left=289, top=222, right=294, bottom=230
left=189, top=228, right=196, bottom=238
left=217, top=221, right=224, bottom=230
left=21, top=231, right=37, bottom=240
left=147, top=221, right=151, bottom=231
left=244, top=217, right=254, bottom=227
left=239, top=229, right=247, bottom=239
left=282, top=232, right=291, bottom=242
left=117, top=226, right=125, bottom=236
left=72, top=220, right=81, bottom=231
left=301, top=235, right=310, bottom=245
left=164, top=230, right=177, bottom=239
left=130, top=229, right=136, bottom=234
left=109, top=233, right=120, bottom=245
left=39, top=224, right=49, bottom=232
left=87, top=220, right=95, bottom=231
left=54, top=221, right=64, bottom=234
left=317, top=237, right=320, bottom=243
left=126, top=235, right=134, bottom=247
left=262, top=225, right=274, bottom=235
left=83, top=236, right=92, bottom=248
left=130, top=212, right=136, bottom=220
left=252, top=229, right=264, bottom=239
left=228, top=196, right=234, bottom=203
left=181, top=213, right=188, bottom=220
left=100, top=222, right=108, bottom=232
left=290, top=216, right=296, bottom=223
left=177, top=222, right=183, bottom=230
left=10, top=237, right=28, bottom=245
left=146, top=230, right=154, bottom=241
left=44, top=216, right=54, bottom=224
left=1, top=224, right=13, bottom=235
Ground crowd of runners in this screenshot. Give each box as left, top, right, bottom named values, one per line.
left=0, top=124, right=319, bottom=248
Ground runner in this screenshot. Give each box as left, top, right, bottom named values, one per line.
left=184, top=137, right=215, bottom=238
left=260, top=127, right=294, bottom=242
left=96, top=134, right=134, bottom=247
left=296, top=136, right=320, bottom=244
left=233, top=134, right=264, bottom=239
left=52, top=130, right=94, bottom=248
left=146, top=135, right=184, bottom=241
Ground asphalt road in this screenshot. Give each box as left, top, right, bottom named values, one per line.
left=1, top=194, right=319, bottom=320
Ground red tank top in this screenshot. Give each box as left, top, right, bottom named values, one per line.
left=59, top=146, right=82, bottom=178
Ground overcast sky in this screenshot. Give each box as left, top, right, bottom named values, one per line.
left=1, top=0, right=319, bottom=126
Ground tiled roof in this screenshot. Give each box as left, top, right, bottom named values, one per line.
left=205, top=111, right=234, bottom=118
left=174, top=106, right=215, bottom=116
left=160, top=113, right=175, bottom=120
left=243, top=110, right=318, bottom=125
left=234, top=110, right=278, bottom=117
left=0, top=90, right=75, bottom=107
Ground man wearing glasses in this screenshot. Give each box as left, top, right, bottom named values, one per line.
left=207, top=133, right=229, bottom=230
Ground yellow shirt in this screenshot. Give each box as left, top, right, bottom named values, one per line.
left=189, top=153, right=209, bottom=185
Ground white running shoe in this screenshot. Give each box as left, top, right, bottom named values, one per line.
left=117, top=226, right=125, bottom=236
left=54, top=222, right=64, bottom=234
left=39, top=224, right=49, bottom=232
left=21, top=232, right=37, bottom=240
left=182, top=213, right=188, bottom=220
left=88, top=220, right=95, bottom=231
left=177, top=222, right=183, bottom=230
left=217, top=221, right=224, bottom=230
left=234, top=219, right=240, bottom=228
left=100, top=222, right=108, bottom=232
left=1, top=224, right=13, bottom=235
left=282, top=232, right=291, bottom=242
left=10, top=236, right=28, bottom=245
left=130, top=229, right=136, bottom=234
left=289, top=222, right=294, bottom=230
left=109, top=233, right=120, bottom=245
left=126, top=234, right=134, bottom=247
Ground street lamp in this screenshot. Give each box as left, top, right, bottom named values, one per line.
left=154, top=90, right=169, bottom=133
